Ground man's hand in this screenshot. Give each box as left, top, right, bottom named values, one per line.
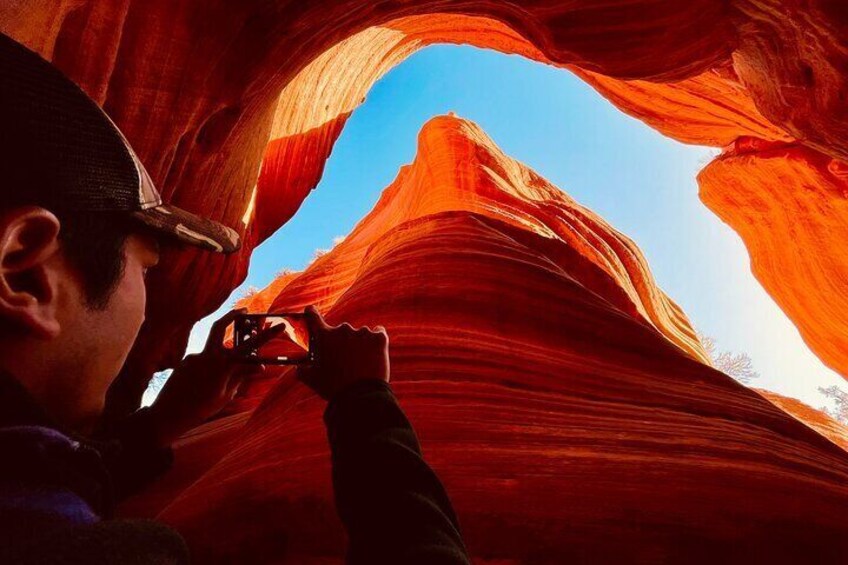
left=297, top=305, right=390, bottom=401
left=147, top=309, right=264, bottom=447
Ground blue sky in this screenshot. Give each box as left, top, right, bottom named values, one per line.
left=182, top=45, right=844, bottom=410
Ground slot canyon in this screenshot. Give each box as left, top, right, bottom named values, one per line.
left=3, top=1, right=848, bottom=562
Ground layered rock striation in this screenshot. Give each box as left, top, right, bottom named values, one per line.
left=757, top=389, right=848, bottom=452
left=148, top=116, right=848, bottom=563
left=1, top=1, right=846, bottom=409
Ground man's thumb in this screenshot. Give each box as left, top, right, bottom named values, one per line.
left=304, top=304, right=331, bottom=332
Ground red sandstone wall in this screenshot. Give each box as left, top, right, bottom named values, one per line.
left=757, top=389, right=848, bottom=452
left=4, top=4, right=848, bottom=559
left=700, top=140, right=848, bottom=386
left=150, top=116, right=848, bottom=563
left=2, top=1, right=846, bottom=409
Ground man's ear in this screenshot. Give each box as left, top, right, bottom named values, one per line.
left=0, top=207, right=63, bottom=338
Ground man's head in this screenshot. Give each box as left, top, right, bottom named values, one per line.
left=0, top=205, right=159, bottom=431
left=0, top=33, right=241, bottom=432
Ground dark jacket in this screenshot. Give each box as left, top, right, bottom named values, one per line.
left=0, top=374, right=470, bottom=564
left=326, top=380, right=470, bottom=565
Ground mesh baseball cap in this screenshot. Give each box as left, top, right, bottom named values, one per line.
left=0, top=32, right=241, bottom=254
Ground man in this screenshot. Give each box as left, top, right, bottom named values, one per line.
left=0, top=32, right=470, bottom=564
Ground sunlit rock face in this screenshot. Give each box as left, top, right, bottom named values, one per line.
left=142, top=116, right=848, bottom=563
left=1, top=1, right=846, bottom=411
left=757, top=389, right=848, bottom=452
left=700, top=140, right=848, bottom=392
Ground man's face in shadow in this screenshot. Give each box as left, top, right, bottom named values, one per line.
left=0, top=206, right=160, bottom=432
left=63, top=231, right=161, bottom=430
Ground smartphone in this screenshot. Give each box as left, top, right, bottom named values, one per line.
left=233, top=313, right=314, bottom=365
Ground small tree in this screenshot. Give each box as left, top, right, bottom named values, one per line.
left=713, top=350, right=759, bottom=384
left=819, top=385, right=848, bottom=425
left=700, top=334, right=718, bottom=359
left=697, top=332, right=760, bottom=385
left=240, top=285, right=260, bottom=300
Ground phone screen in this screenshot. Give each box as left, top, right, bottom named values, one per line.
left=233, top=313, right=313, bottom=365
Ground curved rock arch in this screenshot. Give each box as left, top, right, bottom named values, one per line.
left=1, top=0, right=845, bottom=433
left=4, top=3, right=848, bottom=562
left=253, top=9, right=848, bottom=402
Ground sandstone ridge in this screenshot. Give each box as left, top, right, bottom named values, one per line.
left=142, top=115, right=848, bottom=564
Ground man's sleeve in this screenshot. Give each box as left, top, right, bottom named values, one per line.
left=324, top=380, right=471, bottom=565
left=97, top=408, right=174, bottom=501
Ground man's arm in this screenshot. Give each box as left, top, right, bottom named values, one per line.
left=325, top=380, right=470, bottom=565
left=101, top=309, right=265, bottom=500
left=299, top=305, right=471, bottom=565
left=97, top=407, right=174, bottom=500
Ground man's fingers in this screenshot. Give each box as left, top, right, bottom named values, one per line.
left=304, top=305, right=331, bottom=335
left=206, top=308, right=247, bottom=352
left=356, top=325, right=387, bottom=341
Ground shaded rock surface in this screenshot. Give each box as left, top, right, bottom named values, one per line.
left=1, top=1, right=846, bottom=409
left=143, top=116, right=848, bottom=563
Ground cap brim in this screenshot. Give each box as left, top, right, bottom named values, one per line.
left=132, top=204, right=241, bottom=254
